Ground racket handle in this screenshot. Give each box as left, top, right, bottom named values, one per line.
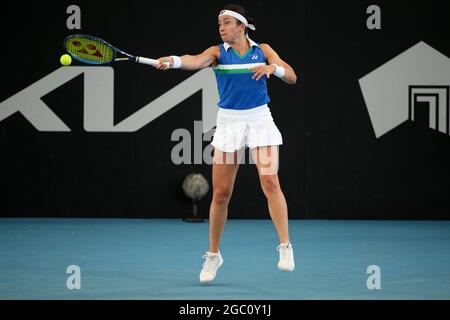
left=136, top=57, right=171, bottom=68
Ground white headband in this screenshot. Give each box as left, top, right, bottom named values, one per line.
left=219, top=10, right=256, bottom=31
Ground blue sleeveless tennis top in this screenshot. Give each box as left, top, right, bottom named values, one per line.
left=213, top=39, right=270, bottom=110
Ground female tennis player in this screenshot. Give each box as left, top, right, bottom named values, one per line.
left=156, top=4, right=298, bottom=284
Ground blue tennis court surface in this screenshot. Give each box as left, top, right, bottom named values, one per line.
left=0, top=219, right=449, bottom=299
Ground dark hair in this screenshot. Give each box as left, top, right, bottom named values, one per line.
left=222, top=4, right=255, bottom=36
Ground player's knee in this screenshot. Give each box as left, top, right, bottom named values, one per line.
left=213, top=187, right=232, bottom=205
left=260, top=175, right=280, bottom=195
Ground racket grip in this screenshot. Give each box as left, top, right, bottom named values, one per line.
left=136, top=57, right=171, bottom=68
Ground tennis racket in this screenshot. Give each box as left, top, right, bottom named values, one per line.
left=63, top=34, right=169, bottom=67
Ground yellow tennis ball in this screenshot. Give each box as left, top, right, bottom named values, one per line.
left=60, top=54, right=72, bottom=66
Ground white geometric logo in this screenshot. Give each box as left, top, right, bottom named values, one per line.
left=359, top=41, right=450, bottom=138
left=0, top=67, right=219, bottom=133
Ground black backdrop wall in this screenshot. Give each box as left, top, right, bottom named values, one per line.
left=1, top=1, right=450, bottom=219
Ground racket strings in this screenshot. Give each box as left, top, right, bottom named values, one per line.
left=65, top=36, right=114, bottom=64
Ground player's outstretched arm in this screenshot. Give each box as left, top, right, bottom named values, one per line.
left=156, top=46, right=219, bottom=71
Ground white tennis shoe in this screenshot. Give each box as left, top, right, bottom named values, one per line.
left=277, top=242, right=295, bottom=271
left=199, top=251, right=223, bottom=283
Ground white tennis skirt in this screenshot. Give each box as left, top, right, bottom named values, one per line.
left=211, top=104, right=283, bottom=153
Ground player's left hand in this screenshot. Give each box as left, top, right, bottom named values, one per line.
left=249, top=65, right=276, bottom=81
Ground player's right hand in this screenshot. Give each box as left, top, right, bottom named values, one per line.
left=156, top=57, right=173, bottom=71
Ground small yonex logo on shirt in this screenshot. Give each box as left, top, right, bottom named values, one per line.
left=251, top=55, right=259, bottom=60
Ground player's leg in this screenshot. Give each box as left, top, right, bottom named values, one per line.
left=209, top=148, right=240, bottom=253
left=200, top=148, right=240, bottom=283
left=251, top=146, right=289, bottom=243
left=251, top=145, right=295, bottom=271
